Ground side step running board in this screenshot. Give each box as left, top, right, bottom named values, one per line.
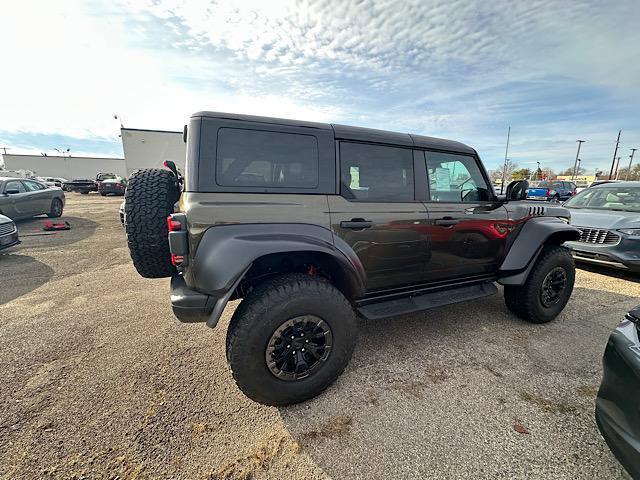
left=357, top=282, right=498, bottom=320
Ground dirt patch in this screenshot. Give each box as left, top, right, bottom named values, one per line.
left=298, top=416, right=353, bottom=443
left=519, top=392, right=577, bottom=414
left=576, top=384, right=599, bottom=398
left=205, top=433, right=300, bottom=480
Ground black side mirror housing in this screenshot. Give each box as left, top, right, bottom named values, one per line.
left=505, top=180, right=529, bottom=201
left=5, top=189, right=20, bottom=195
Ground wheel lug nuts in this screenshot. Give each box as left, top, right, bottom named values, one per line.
left=287, top=345, right=290, bottom=348
left=301, top=333, right=304, bottom=337
left=305, top=339, right=309, bottom=343
left=301, top=348, right=305, bottom=352
left=292, top=350, right=296, bottom=354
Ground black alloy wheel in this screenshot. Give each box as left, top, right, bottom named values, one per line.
left=540, top=266, right=568, bottom=307
left=265, top=315, right=333, bottom=381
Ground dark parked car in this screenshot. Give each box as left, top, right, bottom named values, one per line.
left=0, top=177, right=65, bottom=220
left=123, top=111, right=579, bottom=406
left=563, top=182, right=640, bottom=271
left=64, top=172, right=117, bottom=194
left=596, top=305, right=640, bottom=479
left=0, top=213, right=19, bottom=251
left=527, top=180, right=577, bottom=202
left=99, top=176, right=127, bottom=196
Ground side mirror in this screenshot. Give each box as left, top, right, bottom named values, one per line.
left=5, top=189, right=20, bottom=195
left=505, top=180, right=529, bottom=201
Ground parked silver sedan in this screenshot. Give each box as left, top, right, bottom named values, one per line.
left=0, top=177, right=65, bottom=220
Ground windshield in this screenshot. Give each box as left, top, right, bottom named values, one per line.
left=564, top=186, right=640, bottom=212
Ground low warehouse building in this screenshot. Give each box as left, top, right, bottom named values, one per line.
left=1, top=154, right=126, bottom=179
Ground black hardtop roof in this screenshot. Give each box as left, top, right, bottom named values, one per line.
left=192, top=111, right=476, bottom=154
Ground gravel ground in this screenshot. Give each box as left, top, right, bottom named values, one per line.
left=0, top=194, right=635, bottom=479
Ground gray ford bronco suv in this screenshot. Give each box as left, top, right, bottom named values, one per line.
left=124, top=111, right=580, bottom=406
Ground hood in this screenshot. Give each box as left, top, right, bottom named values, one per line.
left=568, top=208, right=640, bottom=229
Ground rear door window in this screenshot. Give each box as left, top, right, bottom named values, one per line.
left=5, top=180, right=26, bottom=193
left=339, top=142, right=414, bottom=202
left=216, top=128, right=319, bottom=188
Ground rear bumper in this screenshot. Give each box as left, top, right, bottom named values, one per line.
left=596, top=319, right=640, bottom=478
left=170, top=275, right=215, bottom=323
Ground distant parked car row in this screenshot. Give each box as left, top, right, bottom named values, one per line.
left=62, top=172, right=127, bottom=196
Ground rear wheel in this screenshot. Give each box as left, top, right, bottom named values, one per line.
left=47, top=198, right=63, bottom=218
left=124, top=168, right=180, bottom=278
left=226, top=274, right=357, bottom=406
left=504, top=245, right=575, bottom=323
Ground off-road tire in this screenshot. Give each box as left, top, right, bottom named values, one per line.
left=226, top=274, right=357, bottom=406
left=47, top=198, right=63, bottom=218
left=124, top=168, right=180, bottom=278
left=504, top=245, right=575, bottom=323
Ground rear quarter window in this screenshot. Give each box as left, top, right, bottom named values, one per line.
left=216, top=128, right=319, bottom=189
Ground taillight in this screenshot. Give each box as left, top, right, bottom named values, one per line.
left=167, top=216, right=182, bottom=232
left=546, top=189, right=551, bottom=196
left=171, top=254, right=184, bottom=265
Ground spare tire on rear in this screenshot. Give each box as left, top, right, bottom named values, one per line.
left=124, top=168, right=180, bottom=278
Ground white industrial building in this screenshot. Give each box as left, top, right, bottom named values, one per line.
left=1, top=127, right=186, bottom=180
left=1, top=154, right=127, bottom=179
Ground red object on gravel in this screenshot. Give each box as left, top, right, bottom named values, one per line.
left=43, top=221, right=71, bottom=231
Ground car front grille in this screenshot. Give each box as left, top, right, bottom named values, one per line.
left=575, top=227, right=620, bottom=245
left=0, top=222, right=16, bottom=236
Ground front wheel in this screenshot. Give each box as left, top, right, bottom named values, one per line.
left=226, top=274, right=357, bottom=406
left=504, top=245, right=575, bottom=323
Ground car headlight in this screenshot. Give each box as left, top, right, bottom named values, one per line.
left=618, top=228, right=640, bottom=236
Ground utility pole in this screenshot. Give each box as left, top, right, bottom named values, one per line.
left=572, top=140, right=585, bottom=181
left=626, top=148, right=637, bottom=181
left=0, top=146, right=9, bottom=155
left=614, top=157, right=621, bottom=180
left=500, top=126, right=510, bottom=194
left=609, top=130, right=621, bottom=179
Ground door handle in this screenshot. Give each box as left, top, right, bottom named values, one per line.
left=340, top=219, right=373, bottom=230
left=434, top=217, right=459, bottom=227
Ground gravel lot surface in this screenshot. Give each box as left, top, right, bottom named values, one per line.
left=0, top=194, right=635, bottom=479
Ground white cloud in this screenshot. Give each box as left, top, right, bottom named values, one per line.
left=0, top=0, right=638, bottom=169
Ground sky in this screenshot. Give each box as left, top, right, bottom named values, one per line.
left=1, top=0, right=639, bottom=173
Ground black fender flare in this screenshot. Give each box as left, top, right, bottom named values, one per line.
left=190, top=223, right=367, bottom=326
left=498, top=217, right=580, bottom=285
